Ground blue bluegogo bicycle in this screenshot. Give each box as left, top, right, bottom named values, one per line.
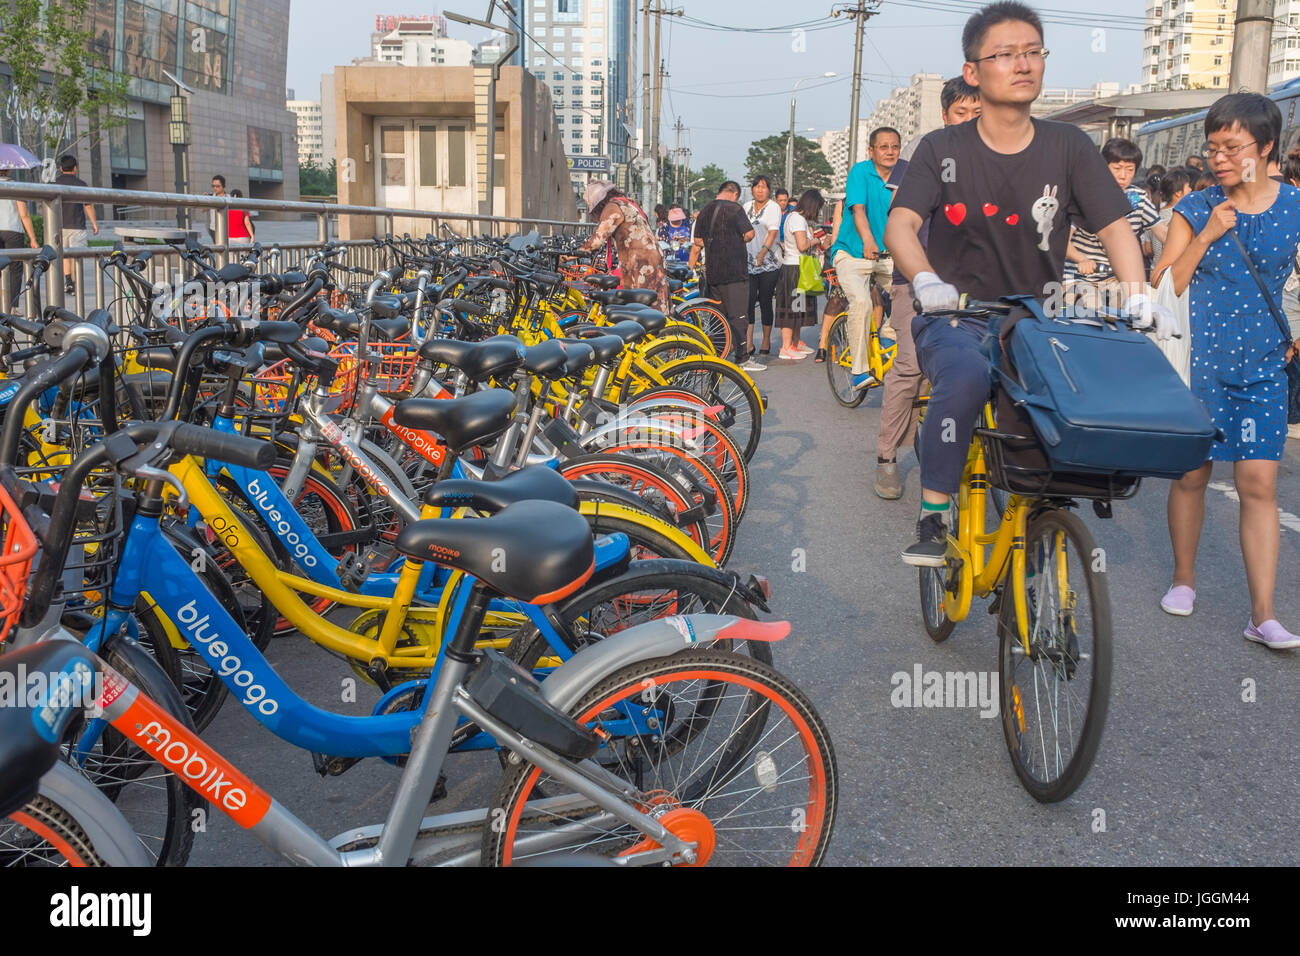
left=8, top=416, right=834, bottom=866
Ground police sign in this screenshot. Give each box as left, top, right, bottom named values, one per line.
left=568, top=156, right=612, bottom=172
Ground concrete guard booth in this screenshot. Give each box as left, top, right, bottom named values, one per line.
left=333, top=65, right=580, bottom=237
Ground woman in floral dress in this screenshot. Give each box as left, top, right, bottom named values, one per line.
left=578, top=180, right=668, bottom=311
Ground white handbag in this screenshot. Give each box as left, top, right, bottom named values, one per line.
left=1154, top=269, right=1191, bottom=386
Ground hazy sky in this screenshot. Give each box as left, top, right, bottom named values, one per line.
left=287, top=1, right=1145, bottom=177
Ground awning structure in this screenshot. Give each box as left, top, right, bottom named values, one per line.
left=1045, top=89, right=1223, bottom=138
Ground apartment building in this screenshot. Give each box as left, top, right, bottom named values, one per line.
left=864, top=73, right=945, bottom=151
left=1141, top=0, right=1236, bottom=92
left=1269, top=0, right=1300, bottom=87
left=370, top=15, right=474, bottom=67
left=287, top=97, right=327, bottom=167
left=522, top=0, right=635, bottom=193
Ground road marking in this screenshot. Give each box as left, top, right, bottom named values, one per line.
left=1208, top=480, right=1300, bottom=534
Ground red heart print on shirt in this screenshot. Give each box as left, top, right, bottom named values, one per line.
left=982, top=203, right=998, bottom=217
left=944, top=203, right=967, bottom=226
left=1005, top=213, right=1019, bottom=225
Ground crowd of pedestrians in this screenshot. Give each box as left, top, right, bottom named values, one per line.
left=684, top=0, right=1300, bottom=650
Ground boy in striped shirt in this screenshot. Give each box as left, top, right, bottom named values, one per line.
left=1064, top=137, right=1158, bottom=311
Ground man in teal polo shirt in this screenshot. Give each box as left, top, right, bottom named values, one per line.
left=831, top=126, right=902, bottom=391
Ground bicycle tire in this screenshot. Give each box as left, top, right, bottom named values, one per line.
left=482, top=650, right=837, bottom=866
left=622, top=358, right=763, bottom=463
left=602, top=407, right=750, bottom=521
left=997, top=507, right=1111, bottom=803
left=0, top=767, right=152, bottom=868
left=560, top=454, right=711, bottom=554
left=674, top=302, right=731, bottom=359
left=825, top=314, right=867, bottom=408
left=598, top=441, right=737, bottom=565
left=582, top=507, right=713, bottom=564
left=79, top=637, right=200, bottom=867
left=505, top=559, right=774, bottom=675
left=639, top=336, right=711, bottom=369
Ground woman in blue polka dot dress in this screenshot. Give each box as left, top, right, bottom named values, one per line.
left=1155, top=93, right=1300, bottom=650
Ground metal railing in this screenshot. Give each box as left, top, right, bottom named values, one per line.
left=0, top=181, right=590, bottom=322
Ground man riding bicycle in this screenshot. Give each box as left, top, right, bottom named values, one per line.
left=883, top=0, right=1175, bottom=567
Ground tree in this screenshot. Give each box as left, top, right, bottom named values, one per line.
left=687, top=163, right=728, bottom=211
left=299, top=159, right=337, bottom=197
left=0, top=0, right=129, bottom=180
left=744, top=134, right=833, bottom=193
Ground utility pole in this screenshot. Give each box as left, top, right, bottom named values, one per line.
left=648, top=5, right=683, bottom=209
left=833, top=1, right=881, bottom=170
left=1229, top=0, right=1275, bottom=93
left=640, top=0, right=652, bottom=207
left=672, top=117, right=683, bottom=202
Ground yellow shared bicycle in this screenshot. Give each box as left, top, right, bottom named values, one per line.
left=913, top=303, right=1120, bottom=803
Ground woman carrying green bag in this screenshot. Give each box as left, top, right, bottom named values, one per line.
left=774, top=189, right=831, bottom=360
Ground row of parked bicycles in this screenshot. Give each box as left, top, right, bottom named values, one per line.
left=0, top=231, right=838, bottom=867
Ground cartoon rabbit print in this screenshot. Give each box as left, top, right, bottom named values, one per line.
left=1031, top=185, right=1059, bottom=252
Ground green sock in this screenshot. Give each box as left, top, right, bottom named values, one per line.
left=921, top=499, right=949, bottom=526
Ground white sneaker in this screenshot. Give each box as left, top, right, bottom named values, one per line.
left=794, top=341, right=813, bottom=354
left=739, top=358, right=766, bottom=372
left=778, top=347, right=806, bottom=361
left=1289, top=423, right=1300, bottom=440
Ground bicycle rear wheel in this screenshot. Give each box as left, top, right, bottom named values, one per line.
left=482, top=650, right=837, bottom=866
left=625, top=358, right=763, bottom=463
left=997, top=507, right=1111, bottom=802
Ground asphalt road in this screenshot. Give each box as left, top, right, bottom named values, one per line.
left=189, top=333, right=1300, bottom=866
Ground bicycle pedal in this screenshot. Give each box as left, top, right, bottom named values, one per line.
left=335, top=551, right=371, bottom=592
left=312, top=752, right=363, bottom=777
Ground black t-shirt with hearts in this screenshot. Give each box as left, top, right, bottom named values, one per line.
left=892, top=118, right=1131, bottom=303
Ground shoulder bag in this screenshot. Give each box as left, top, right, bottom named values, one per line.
left=1226, top=228, right=1300, bottom=424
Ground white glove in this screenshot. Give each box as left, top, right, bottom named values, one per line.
left=1124, top=292, right=1176, bottom=342
left=913, top=271, right=960, bottom=312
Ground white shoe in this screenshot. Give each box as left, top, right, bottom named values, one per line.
left=794, top=341, right=813, bottom=354
left=739, top=358, right=766, bottom=372
left=778, top=347, right=806, bottom=361
left=1288, top=423, right=1300, bottom=440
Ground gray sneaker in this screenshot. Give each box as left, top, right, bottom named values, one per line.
left=875, top=458, right=902, bottom=499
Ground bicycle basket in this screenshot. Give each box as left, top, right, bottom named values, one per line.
left=976, top=428, right=1141, bottom=501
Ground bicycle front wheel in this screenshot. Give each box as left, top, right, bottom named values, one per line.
left=483, top=650, right=837, bottom=866
left=825, top=314, right=866, bottom=408
left=997, top=507, right=1111, bottom=803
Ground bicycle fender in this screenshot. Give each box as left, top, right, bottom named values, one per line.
left=36, top=762, right=152, bottom=866
left=539, top=614, right=788, bottom=713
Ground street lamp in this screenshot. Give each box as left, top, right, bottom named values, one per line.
left=787, top=72, right=835, bottom=194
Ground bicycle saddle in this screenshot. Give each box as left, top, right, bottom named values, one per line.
left=630, top=310, right=668, bottom=335
left=566, top=333, right=623, bottom=365
left=559, top=340, right=597, bottom=377
left=520, top=340, right=569, bottom=377
left=0, top=641, right=98, bottom=817
left=136, top=345, right=179, bottom=373
left=595, top=320, right=648, bottom=345
left=664, top=263, right=691, bottom=281
left=586, top=274, right=620, bottom=291
left=612, top=288, right=658, bottom=306
left=667, top=278, right=684, bottom=293
left=369, top=293, right=403, bottom=318
left=393, top=388, right=517, bottom=454
left=589, top=289, right=621, bottom=307
left=419, top=335, right=525, bottom=383
left=394, top=499, right=593, bottom=604
left=423, top=463, right=579, bottom=513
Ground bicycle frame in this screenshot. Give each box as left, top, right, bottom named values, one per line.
left=82, top=604, right=734, bottom=865
left=939, top=414, right=1031, bottom=650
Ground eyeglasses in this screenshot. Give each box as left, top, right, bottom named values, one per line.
left=1201, top=141, right=1257, bottom=160
left=973, top=48, right=1050, bottom=67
